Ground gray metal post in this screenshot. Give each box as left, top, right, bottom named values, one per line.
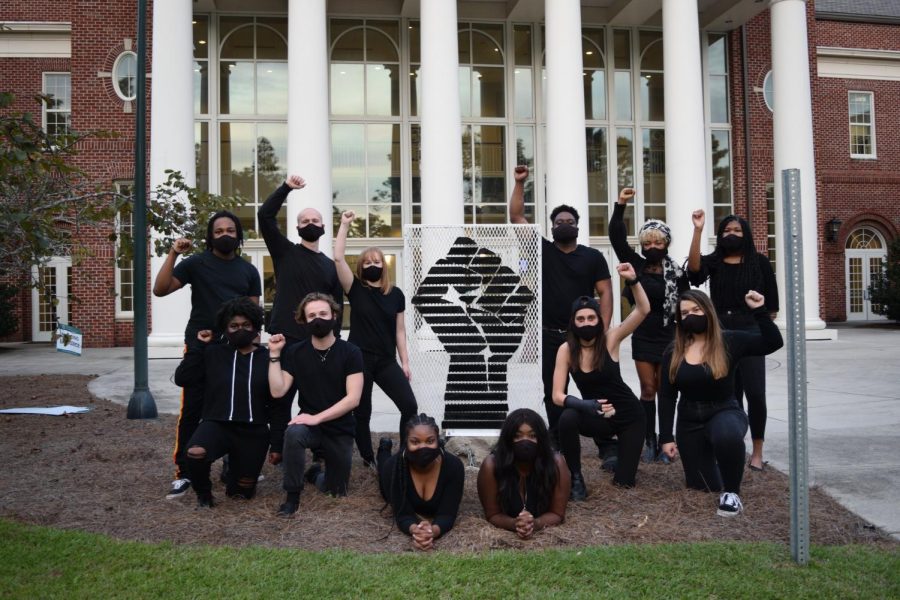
left=782, top=168, right=809, bottom=565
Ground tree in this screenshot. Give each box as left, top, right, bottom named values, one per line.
left=869, top=236, right=900, bottom=322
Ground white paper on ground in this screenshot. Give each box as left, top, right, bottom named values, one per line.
left=0, top=406, right=91, bottom=415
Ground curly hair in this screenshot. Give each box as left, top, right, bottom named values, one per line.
left=215, top=296, right=263, bottom=333
left=550, top=204, right=580, bottom=224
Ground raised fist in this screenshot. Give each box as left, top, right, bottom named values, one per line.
left=616, top=262, right=637, bottom=282
left=691, top=209, right=705, bottom=230
left=286, top=175, right=306, bottom=190
left=197, top=329, right=213, bottom=343
left=513, top=165, right=529, bottom=182
left=341, top=210, right=356, bottom=225
left=172, top=238, right=191, bottom=255
left=618, top=188, right=636, bottom=204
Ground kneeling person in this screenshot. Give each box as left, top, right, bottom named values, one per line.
left=269, top=293, right=364, bottom=516
left=173, top=297, right=288, bottom=508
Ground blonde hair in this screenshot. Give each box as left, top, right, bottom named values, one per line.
left=295, top=292, right=341, bottom=324
left=668, top=290, right=729, bottom=383
left=356, top=247, right=393, bottom=295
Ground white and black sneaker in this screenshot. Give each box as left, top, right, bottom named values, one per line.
left=717, top=492, right=744, bottom=517
left=166, top=478, right=191, bottom=500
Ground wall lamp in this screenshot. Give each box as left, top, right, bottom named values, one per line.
left=826, top=218, right=842, bottom=243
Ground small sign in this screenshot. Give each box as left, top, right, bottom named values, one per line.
left=55, top=323, right=83, bottom=356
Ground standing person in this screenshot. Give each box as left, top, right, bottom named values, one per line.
left=258, top=175, right=343, bottom=345
left=508, top=165, right=612, bottom=443
left=268, top=293, right=364, bottom=516
left=609, top=188, right=689, bottom=462
left=658, top=289, right=783, bottom=517
left=552, top=263, right=649, bottom=500
left=153, top=211, right=261, bottom=500
left=477, top=408, right=571, bottom=539
left=687, top=210, right=779, bottom=471
left=376, top=414, right=465, bottom=551
left=173, top=297, right=288, bottom=508
left=335, top=210, right=417, bottom=466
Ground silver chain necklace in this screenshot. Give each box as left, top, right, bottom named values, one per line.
left=315, top=345, right=333, bottom=363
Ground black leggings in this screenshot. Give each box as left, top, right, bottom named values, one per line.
left=557, top=403, right=645, bottom=487
left=354, top=352, right=418, bottom=462
left=186, top=421, right=269, bottom=498
left=542, top=329, right=567, bottom=435
left=676, top=402, right=748, bottom=494
left=173, top=384, right=204, bottom=479
left=734, top=354, right=766, bottom=441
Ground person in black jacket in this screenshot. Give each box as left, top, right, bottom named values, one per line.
left=173, top=297, right=288, bottom=508
left=376, top=414, right=464, bottom=551
left=609, top=187, right=689, bottom=463
left=658, top=289, right=783, bottom=517
left=687, top=210, right=779, bottom=472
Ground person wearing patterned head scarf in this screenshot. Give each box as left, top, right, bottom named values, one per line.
left=609, top=188, right=690, bottom=464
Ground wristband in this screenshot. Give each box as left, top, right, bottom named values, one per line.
left=269, top=356, right=281, bottom=363
left=624, top=278, right=639, bottom=286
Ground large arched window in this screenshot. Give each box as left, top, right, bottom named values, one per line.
left=639, top=31, right=665, bottom=223
left=583, top=28, right=608, bottom=235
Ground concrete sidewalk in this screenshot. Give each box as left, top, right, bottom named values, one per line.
left=2, top=323, right=898, bottom=539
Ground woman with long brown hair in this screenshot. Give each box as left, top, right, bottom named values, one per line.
left=658, top=289, right=783, bottom=517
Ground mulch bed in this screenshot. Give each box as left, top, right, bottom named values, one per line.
left=0, top=375, right=893, bottom=554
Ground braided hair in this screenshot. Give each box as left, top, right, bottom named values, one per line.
left=204, top=210, right=244, bottom=251
left=709, top=215, right=764, bottom=308
left=390, top=413, right=441, bottom=522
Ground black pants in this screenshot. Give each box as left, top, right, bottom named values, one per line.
left=354, top=352, right=418, bottom=462
left=282, top=424, right=353, bottom=496
left=542, top=329, right=568, bottom=435
left=557, top=402, right=645, bottom=487
left=676, top=401, right=748, bottom=494
left=186, top=421, right=269, bottom=498
left=721, top=316, right=767, bottom=441
left=173, top=384, right=204, bottom=479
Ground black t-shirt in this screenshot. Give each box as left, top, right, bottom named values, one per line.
left=347, top=279, right=406, bottom=357
left=172, top=250, right=261, bottom=342
left=282, top=338, right=363, bottom=437
left=541, top=238, right=610, bottom=330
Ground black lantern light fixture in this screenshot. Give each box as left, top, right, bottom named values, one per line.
left=826, top=218, right=842, bottom=243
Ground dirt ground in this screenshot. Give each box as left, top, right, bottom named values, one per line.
left=0, top=375, right=893, bottom=554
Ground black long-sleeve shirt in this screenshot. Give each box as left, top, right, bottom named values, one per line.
left=689, top=251, right=779, bottom=315
left=174, top=342, right=289, bottom=450
left=382, top=452, right=465, bottom=535
left=657, top=309, right=783, bottom=445
left=258, top=183, right=343, bottom=340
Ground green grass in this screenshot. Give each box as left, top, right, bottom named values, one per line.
left=1, top=520, right=897, bottom=599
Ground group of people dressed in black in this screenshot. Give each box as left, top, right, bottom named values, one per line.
left=154, top=165, right=782, bottom=549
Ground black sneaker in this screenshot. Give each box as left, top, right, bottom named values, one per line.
left=277, top=501, right=299, bottom=517
left=601, top=455, right=618, bottom=473
left=717, top=492, right=744, bottom=517
left=166, top=478, right=191, bottom=500
left=196, top=492, right=215, bottom=509
left=304, top=463, right=323, bottom=485
left=570, top=472, right=588, bottom=501
left=641, top=434, right=658, bottom=463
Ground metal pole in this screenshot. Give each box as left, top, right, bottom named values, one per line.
left=782, top=168, right=809, bottom=565
left=127, top=0, right=157, bottom=419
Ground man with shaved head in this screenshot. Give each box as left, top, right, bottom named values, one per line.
left=259, top=175, right=343, bottom=345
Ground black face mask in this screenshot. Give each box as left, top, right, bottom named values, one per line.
left=718, top=234, right=743, bottom=253
left=361, top=265, right=383, bottom=283
left=211, top=235, right=239, bottom=255
left=512, top=439, right=539, bottom=463
left=680, top=314, right=709, bottom=335
left=406, top=446, right=441, bottom=469
left=297, top=224, right=325, bottom=242
left=226, top=329, right=257, bottom=348
left=574, top=324, right=600, bottom=341
left=307, top=317, right=333, bottom=338
left=551, top=223, right=578, bottom=243
left=641, top=247, right=666, bottom=263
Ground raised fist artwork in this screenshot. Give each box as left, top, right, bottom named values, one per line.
left=411, top=236, right=535, bottom=429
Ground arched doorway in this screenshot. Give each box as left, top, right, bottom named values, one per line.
left=845, top=226, right=888, bottom=321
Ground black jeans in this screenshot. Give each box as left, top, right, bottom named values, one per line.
left=557, top=401, right=645, bottom=487
left=282, top=424, right=353, bottom=496
left=173, top=384, right=204, bottom=479
left=675, top=400, right=748, bottom=494
left=354, top=352, right=418, bottom=462
left=185, top=421, right=269, bottom=498
left=542, top=329, right=568, bottom=435
left=721, top=315, right=768, bottom=441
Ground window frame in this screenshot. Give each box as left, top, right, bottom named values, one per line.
left=112, top=51, right=138, bottom=101
left=42, top=72, right=71, bottom=137
left=848, top=90, right=876, bottom=159
left=114, top=181, right=135, bottom=319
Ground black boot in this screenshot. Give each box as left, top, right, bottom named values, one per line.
left=570, top=472, right=588, bottom=501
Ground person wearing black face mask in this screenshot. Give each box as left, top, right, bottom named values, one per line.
left=258, top=175, right=343, bottom=347
left=551, top=265, right=649, bottom=500
left=334, top=211, right=418, bottom=468
left=508, top=166, right=613, bottom=445
left=478, top=409, right=570, bottom=539
left=153, top=211, right=262, bottom=500
left=687, top=210, right=779, bottom=472
left=658, top=289, right=783, bottom=518
left=268, top=293, right=364, bottom=516
left=609, top=188, right=690, bottom=464
left=375, top=414, right=464, bottom=551
left=173, top=298, right=288, bottom=508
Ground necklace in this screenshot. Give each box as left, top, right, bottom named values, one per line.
left=315, top=345, right=333, bottom=363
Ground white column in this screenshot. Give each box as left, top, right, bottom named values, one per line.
left=545, top=0, right=589, bottom=244
left=420, top=0, right=464, bottom=224
left=288, top=0, right=334, bottom=254
left=662, top=0, right=708, bottom=262
left=771, top=0, right=828, bottom=334
left=148, top=0, right=194, bottom=352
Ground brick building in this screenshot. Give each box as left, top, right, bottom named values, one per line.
left=1, top=0, right=897, bottom=347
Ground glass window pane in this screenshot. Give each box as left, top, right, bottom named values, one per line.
left=586, top=127, right=608, bottom=236
left=515, top=25, right=532, bottom=66
left=331, top=124, right=367, bottom=206
left=475, top=205, right=508, bottom=224
left=515, top=126, right=535, bottom=213
left=710, top=74, right=728, bottom=124
left=115, top=53, right=137, bottom=100
left=459, top=66, right=472, bottom=117
left=473, top=67, right=505, bottom=118
left=221, top=23, right=254, bottom=60
left=409, top=21, right=420, bottom=64
left=258, top=18, right=288, bottom=45
left=195, top=122, right=209, bottom=194
left=332, top=204, right=367, bottom=238
left=44, top=74, right=70, bottom=111
left=585, top=69, right=606, bottom=121
left=366, top=63, right=400, bottom=116
left=220, top=62, right=254, bottom=114
left=583, top=32, right=604, bottom=69
left=330, top=20, right=361, bottom=46
left=614, top=29, right=630, bottom=69
left=711, top=130, right=731, bottom=206
left=331, top=63, right=365, bottom=115
left=194, top=61, right=208, bottom=114
left=366, top=24, right=400, bottom=62
left=256, top=23, right=287, bottom=60
left=640, top=72, right=664, bottom=121
left=411, top=124, right=421, bottom=222
left=220, top=122, right=256, bottom=201
left=645, top=204, right=666, bottom=222
left=369, top=204, right=402, bottom=237
left=410, top=65, right=421, bottom=117
left=458, top=30, right=471, bottom=64
left=615, top=71, right=632, bottom=121
left=708, top=34, right=726, bottom=75
left=367, top=124, right=401, bottom=204
left=472, top=29, right=504, bottom=65
left=473, top=125, right=506, bottom=205
left=332, top=27, right=365, bottom=61
left=642, top=128, right=665, bottom=203
left=257, top=62, right=287, bottom=115
left=256, top=124, right=288, bottom=206
left=193, top=16, right=209, bottom=59
left=616, top=127, right=634, bottom=190
left=515, top=67, right=534, bottom=119
left=640, top=32, right=663, bottom=70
